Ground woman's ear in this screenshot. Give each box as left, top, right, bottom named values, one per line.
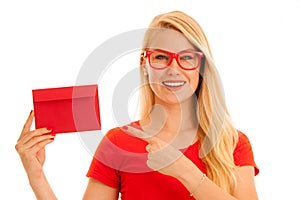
left=143, top=70, right=148, bottom=76
left=140, top=52, right=146, bottom=66
left=140, top=53, right=148, bottom=76
left=143, top=66, right=148, bottom=76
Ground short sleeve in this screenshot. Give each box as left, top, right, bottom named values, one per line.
left=86, top=129, right=121, bottom=189
left=233, top=132, right=259, bottom=176
left=86, top=156, right=120, bottom=188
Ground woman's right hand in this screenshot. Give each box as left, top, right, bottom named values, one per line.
left=15, top=110, right=55, bottom=181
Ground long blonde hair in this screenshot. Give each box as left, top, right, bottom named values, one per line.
left=138, top=11, right=239, bottom=193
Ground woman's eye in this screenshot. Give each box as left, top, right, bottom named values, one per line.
left=181, top=55, right=193, bottom=60
left=155, top=55, right=168, bottom=60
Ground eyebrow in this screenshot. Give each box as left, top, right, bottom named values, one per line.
left=149, top=48, right=199, bottom=53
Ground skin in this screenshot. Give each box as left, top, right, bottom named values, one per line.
left=145, top=30, right=200, bottom=106
left=15, top=111, right=57, bottom=199
left=15, top=29, right=259, bottom=200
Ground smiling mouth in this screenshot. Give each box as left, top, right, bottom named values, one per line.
left=162, top=81, right=186, bottom=87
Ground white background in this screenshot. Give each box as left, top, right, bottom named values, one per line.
left=1, top=0, right=300, bottom=199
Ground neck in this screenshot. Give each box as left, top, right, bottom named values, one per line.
left=142, top=96, right=199, bottom=133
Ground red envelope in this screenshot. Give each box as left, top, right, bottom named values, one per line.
left=32, top=84, right=101, bottom=134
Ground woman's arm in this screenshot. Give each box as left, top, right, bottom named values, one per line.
left=83, top=178, right=119, bottom=200
left=233, top=166, right=258, bottom=199
left=15, top=111, right=57, bottom=199
left=28, top=172, right=58, bottom=200
left=177, top=163, right=258, bottom=200
left=125, top=125, right=259, bottom=200
left=16, top=111, right=119, bottom=200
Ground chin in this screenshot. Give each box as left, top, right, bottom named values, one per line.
left=155, top=93, right=196, bottom=105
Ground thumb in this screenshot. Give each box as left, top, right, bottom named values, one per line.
left=147, top=142, right=183, bottom=171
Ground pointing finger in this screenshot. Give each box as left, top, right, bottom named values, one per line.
left=121, top=125, right=155, bottom=143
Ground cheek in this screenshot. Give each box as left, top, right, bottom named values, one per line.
left=146, top=70, right=164, bottom=94
left=148, top=69, right=164, bottom=84
left=187, top=71, right=200, bottom=92
left=191, top=75, right=200, bottom=91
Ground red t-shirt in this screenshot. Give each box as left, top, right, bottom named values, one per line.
left=86, top=121, right=259, bottom=199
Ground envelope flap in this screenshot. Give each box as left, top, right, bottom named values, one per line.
left=33, top=84, right=98, bottom=102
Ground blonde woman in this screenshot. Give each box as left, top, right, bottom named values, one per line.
left=16, top=11, right=259, bottom=199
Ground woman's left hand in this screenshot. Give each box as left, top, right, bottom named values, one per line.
left=122, top=125, right=196, bottom=178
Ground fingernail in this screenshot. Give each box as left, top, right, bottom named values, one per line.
left=51, top=133, right=56, bottom=136
left=47, top=128, right=52, bottom=132
left=50, top=137, right=55, bottom=141
left=29, top=110, right=33, bottom=116
left=122, top=126, right=128, bottom=130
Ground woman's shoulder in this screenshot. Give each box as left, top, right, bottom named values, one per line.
left=236, top=130, right=252, bottom=147
left=234, top=130, right=255, bottom=155
left=234, top=130, right=259, bottom=175
left=105, top=121, right=139, bottom=139
left=104, top=121, right=148, bottom=152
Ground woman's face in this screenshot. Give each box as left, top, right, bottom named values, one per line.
left=144, top=29, right=201, bottom=105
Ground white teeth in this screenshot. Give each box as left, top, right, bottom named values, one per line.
left=162, top=81, right=186, bottom=87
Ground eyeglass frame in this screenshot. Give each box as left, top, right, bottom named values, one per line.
left=142, top=49, right=205, bottom=71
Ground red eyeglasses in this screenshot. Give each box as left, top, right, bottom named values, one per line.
left=144, top=49, right=204, bottom=70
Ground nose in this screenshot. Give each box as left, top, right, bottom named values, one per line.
left=167, top=57, right=181, bottom=75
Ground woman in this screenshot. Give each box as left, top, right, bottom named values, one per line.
left=16, top=10, right=259, bottom=199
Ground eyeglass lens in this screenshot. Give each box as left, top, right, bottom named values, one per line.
left=149, top=51, right=200, bottom=70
